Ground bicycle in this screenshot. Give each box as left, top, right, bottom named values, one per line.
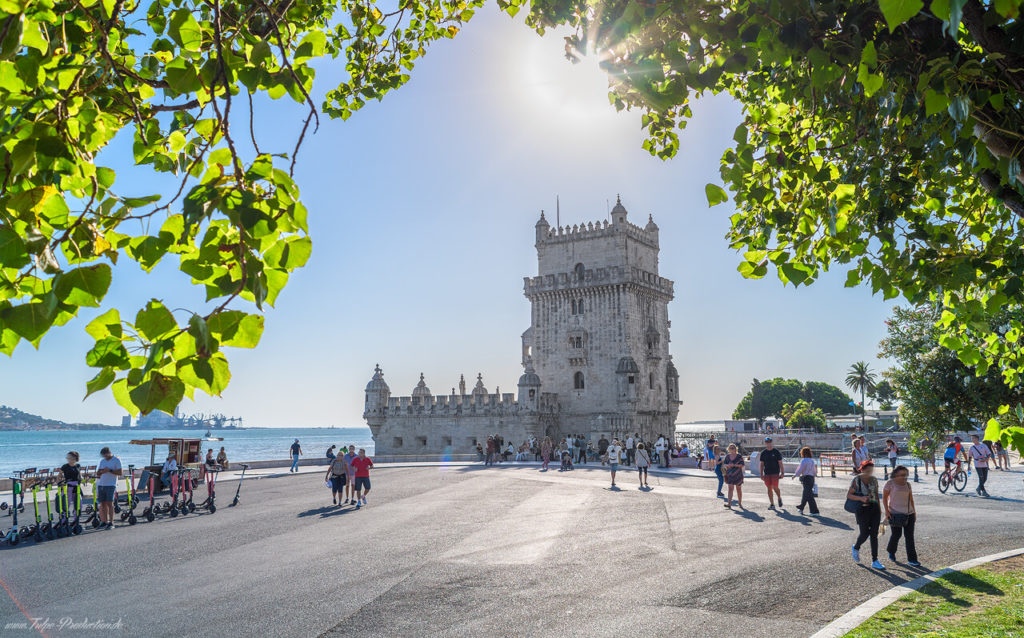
left=938, top=461, right=968, bottom=493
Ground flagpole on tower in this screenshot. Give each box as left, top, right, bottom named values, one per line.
left=556, top=195, right=560, bottom=228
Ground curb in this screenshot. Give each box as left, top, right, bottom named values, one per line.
left=809, top=546, right=1024, bottom=638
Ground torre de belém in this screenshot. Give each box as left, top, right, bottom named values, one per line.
left=363, top=197, right=680, bottom=454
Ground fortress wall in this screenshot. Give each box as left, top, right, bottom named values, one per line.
left=374, top=414, right=535, bottom=455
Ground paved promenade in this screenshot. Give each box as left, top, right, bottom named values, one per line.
left=0, top=464, right=1020, bottom=637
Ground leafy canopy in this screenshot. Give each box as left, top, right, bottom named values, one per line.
left=0, top=0, right=487, bottom=413
left=733, top=377, right=854, bottom=419
left=528, top=0, right=1024, bottom=436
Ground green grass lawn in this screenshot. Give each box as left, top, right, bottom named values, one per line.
left=844, top=556, right=1024, bottom=637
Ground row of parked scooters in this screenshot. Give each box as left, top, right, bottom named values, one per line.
left=2, top=464, right=249, bottom=547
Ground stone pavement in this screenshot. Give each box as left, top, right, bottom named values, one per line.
left=1, top=464, right=1020, bottom=638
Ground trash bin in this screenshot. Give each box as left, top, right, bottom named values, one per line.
left=748, top=451, right=761, bottom=477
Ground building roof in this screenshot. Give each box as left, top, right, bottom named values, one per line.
left=365, top=364, right=390, bottom=393
left=616, top=357, right=640, bottom=374
left=411, top=372, right=431, bottom=397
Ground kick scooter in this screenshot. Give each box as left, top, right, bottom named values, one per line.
left=119, top=466, right=137, bottom=525
left=229, top=464, right=250, bottom=507
left=4, top=479, right=22, bottom=546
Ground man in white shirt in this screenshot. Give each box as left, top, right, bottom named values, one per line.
left=625, top=435, right=635, bottom=466
left=969, top=434, right=993, bottom=497
left=95, top=447, right=122, bottom=530
left=606, top=439, right=623, bottom=488
left=655, top=436, right=666, bottom=468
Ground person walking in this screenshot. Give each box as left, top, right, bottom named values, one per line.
left=709, top=444, right=725, bottom=498
left=885, top=439, right=899, bottom=469
left=598, top=435, right=609, bottom=465
left=791, top=447, right=819, bottom=516
left=759, top=436, right=784, bottom=509
left=883, top=465, right=919, bottom=566
left=723, top=444, right=744, bottom=509
left=848, top=461, right=884, bottom=569
left=289, top=439, right=302, bottom=472
left=577, top=435, right=587, bottom=465
left=968, top=434, right=994, bottom=497
left=851, top=438, right=870, bottom=474
left=994, top=441, right=1010, bottom=470
left=541, top=436, right=553, bottom=471
left=343, top=444, right=358, bottom=505
left=635, top=442, right=651, bottom=488
left=625, top=433, right=635, bottom=466
left=95, top=447, right=122, bottom=530
left=350, top=449, right=373, bottom=509
left=325, top=452, right=349, bottom=505
left=605, top=438, right=623, bottom=488
left=918, top=436, right=937, bottom=475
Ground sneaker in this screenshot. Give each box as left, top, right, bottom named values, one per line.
left=852, top=547, right=860, bottom=563
left=888, top=552, right=897, bottom=562
left=871, top=560, right=886, bottom=570
left=768, top=504, right=775, bottom=510
left=361, top=497, right=367, bottom=505
left=908, top=561, right=921, bottom=567
left=797, top=507, right=804, bottom=515
left=355, top=503, right=361, bottom=510
left=778, top=498, right=783, bottom=507
left=332, top=497, right=336, bottom=504
left=724, top=502, right=731, bottom=509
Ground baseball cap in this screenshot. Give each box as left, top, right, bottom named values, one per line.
left=764, top=436, right=773, bottom=442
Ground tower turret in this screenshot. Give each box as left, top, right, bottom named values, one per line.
left=517, top=361, right=542, bottom=411
left=536, top=211, right=550, bottom=245
left=610, top=195, right=628, bottom=225
left=363, top=364, right=391, bottom=439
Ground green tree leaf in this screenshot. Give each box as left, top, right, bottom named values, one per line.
left=705, top=183, right=729, bottom=207
left=54, top=265, right=112, bottom=307
left=135, top=300, right=178, bottom=341
left=878, top=0, right=924, bottom=32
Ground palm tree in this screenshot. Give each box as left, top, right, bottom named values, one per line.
left=845, top=361, right=877, bottom=431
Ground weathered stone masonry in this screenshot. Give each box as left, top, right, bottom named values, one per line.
left=364, top=197, right=680, bottom=454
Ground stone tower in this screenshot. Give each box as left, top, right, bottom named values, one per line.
left=522, top=196, right=679, bottom=440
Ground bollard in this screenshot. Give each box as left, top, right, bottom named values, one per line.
left=830, top=464, right=836, bottom=478
left=883, top=466, right=889, bottom=480
left=914, top=465, right=920, bottom=483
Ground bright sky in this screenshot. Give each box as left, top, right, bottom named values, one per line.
left=0, top=7, right=895, bottom=427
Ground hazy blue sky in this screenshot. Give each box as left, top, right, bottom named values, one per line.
left=0, top=7, right=895, bottom=427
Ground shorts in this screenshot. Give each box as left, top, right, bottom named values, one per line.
left=762, top=474, right=780, bottom=488
left=97, top=485, right=116, bottom=503
left=330, top=475, right=347, bottom=490
left=609, top=463, right=619, bottom=472
left=354, top=477, right=370, bottom=491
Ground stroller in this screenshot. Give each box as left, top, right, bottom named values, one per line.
left=559, top=450, right=574, bottom=471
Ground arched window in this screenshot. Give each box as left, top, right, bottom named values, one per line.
left=574, top=263, right=585, bottom=280
left=571, top=299, right=577, bottom=315
left=573, top=372, right=585, bottom=390
left=649, top=373, right=655, bottom=389
left=577, top=298, right=584, bottom=314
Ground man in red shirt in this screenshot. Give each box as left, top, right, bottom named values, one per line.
left=350, top=448, right=374, bottom=509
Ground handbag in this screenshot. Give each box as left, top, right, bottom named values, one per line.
left=889, top=512, right=911, bottom=527
left=845, top=478, right=865, bottom=513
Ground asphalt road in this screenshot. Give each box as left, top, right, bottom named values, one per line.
left=0, top=464, right=1021, bottom=638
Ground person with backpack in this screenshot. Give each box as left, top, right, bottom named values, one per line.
left=324, top=452, right=349, bottom=505
left=848, top=461, right=884, bottom=570
left=635, top=442, right=651, bottom=488
left=968, top=434, right=994, bottom=497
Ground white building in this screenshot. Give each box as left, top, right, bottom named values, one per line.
left=364, top=197, right=681, bottom=454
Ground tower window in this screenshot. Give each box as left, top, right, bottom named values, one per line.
left=649, top=373, right=655, bottom=390
left=574, top=263, right=585, bottom=280
left=628, top=376, right=635, bottom=384
left=571, top=299, right=577, bottom=315
left=577, top=298, right=584, bottom=314
left=573, top=372, right=585, bottom=390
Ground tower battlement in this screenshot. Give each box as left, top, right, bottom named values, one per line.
left=523, top=265, right=674, bottom=299
left=537, top=218, right=659, bottom=249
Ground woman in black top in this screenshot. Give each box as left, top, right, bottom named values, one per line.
left=60, top=451, right=82, bottom=513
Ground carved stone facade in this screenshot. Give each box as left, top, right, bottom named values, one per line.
left=364, top=197, right=680, bottom=454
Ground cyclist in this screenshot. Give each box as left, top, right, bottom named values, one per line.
left=942, top=437, right=967, bottom=474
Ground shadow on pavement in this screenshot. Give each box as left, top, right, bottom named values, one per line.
left=774, top=509, right=812, bottom=526
left=813, top=515, right=853, bottom=531
left=733, top=508, right=764, bottom=522
left=297, top=505, right=355, bottom=518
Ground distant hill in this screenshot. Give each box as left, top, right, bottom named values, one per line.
left=0, top=405, right=116, bottom=431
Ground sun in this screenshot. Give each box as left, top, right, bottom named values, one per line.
left=521, top=35, right=617, bottom=123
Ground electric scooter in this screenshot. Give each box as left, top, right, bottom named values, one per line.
left=20, top=484, right=43, bottom=542
left=86, top=476, right=103, bottom=528
left=4, top=479, right=21, bottom=546
left=196, top=466, right=219, bottom=513
left=179, top=468, right=195, bottom=516
left=41, top=481, right=56, bottom=540
left=162, top=470, right=180, bottom=517
left=142, top=474, right=158, bottom=522
left=70, top=483, right=84, bottom=535
left=229, top=464, right=250, bottom=507
left=54, top=483, right=69, bottom=537
left=119, top=466, right=137, bottom=525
